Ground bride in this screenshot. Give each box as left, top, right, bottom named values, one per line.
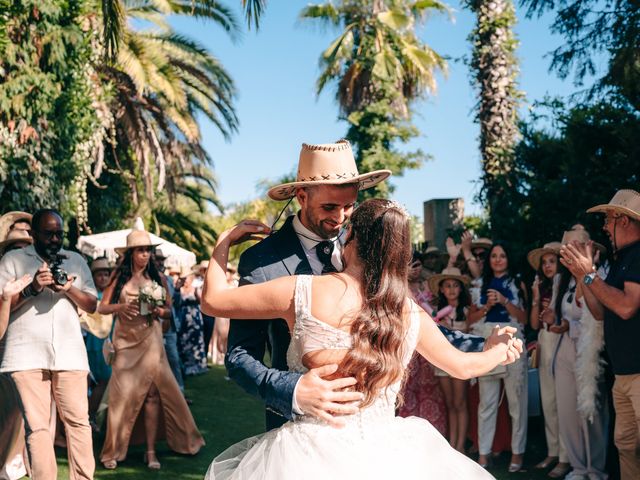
left=201, top=199, right=522, bottom=479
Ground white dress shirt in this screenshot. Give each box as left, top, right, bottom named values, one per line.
left=292, top=215, right=343, bottom=274
left=0, top=245, right=97, bottom=372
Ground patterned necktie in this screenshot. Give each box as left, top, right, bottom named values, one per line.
left=315, top=241, right=337, bottom=274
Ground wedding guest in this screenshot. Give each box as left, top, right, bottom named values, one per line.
left=0, top=211, right=32, bottom=242
left=210, top=265, right=236, bottom=365
left=84, top=257, right=114, bottom=427
left=428, top=268, right=472, bottom=452
left=553, top=228, right=609, bottom=480
left=194, top=260, right=215, bottom=359
left=153, top=248, right=185, bottom=392
left=468, top=242, right=528, bottom=472
left=99, top=230, right=204, bottom=470
left=562, top=189, right=640, bottom=480
left=527, top=242, right=570, bottom=478
left=177, top=272, right=208, bottom=376
left=0, top=275, right=33, bottom=480
left=0, top=208, right=98, bottom=480
left=200, top=200, right=523, bottom=479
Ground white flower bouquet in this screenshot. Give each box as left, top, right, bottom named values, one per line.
left=139, top=282, right=166, bottom=321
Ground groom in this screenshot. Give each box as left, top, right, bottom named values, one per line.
left=226, top=140, right=513, bottom=431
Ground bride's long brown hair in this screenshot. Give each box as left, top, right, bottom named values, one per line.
left=339, top=199, right=411, bottom=407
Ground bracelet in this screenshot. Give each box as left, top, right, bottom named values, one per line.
left=20, top=284, right=39, bottom=298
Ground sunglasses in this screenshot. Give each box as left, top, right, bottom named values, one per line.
left=134, top=246, right=153, bottom=253
left=37, top=230, right=64, bottom=240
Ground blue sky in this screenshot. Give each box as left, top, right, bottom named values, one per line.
left=170, top=1, right=586, bottom=219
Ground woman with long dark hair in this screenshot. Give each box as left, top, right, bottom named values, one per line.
left=201, top=199, right=522, bottom=479
left=467, top=242, right=528, bottom=472
left=98, top=230, right=204, bottom=470
left=527, top=242, right=570, bottom=477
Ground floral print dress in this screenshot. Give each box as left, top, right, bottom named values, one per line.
left=177, top=292, right=207, bottom=376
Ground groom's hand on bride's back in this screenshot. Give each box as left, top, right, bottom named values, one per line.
left=295, top=364, right=363, bottom=428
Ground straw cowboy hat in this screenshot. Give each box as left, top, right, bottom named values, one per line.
left=527, top=241, right=562, bottom=270
left=428, top=267, right=471, bottom=295
left=0, top=229, right=33, bottom=256
left=0, top=211, right=32, bottom=241
left=191, top=260, right=209, bottom=275
left=267, top=140, right=391, bottom=201
left=115, top=230, right=160, bottom=256
left=471, top=237, right=493, bottom=251
left=587, top=189, right=640, bottom=221
left=90, top=257, right=113, bottom=273
left=561, top=227, right=607, bottom=255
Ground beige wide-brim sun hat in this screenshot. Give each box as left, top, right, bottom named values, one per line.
left=0, top=211, right=32, bottom=241
left=267, top=140, right=391, bottom=201
left=587, top=189, right=640, bottom=221
left=0, top=228, right=33, bottom=255
left=561, top=227, right=607, bottom=255
left=527, top=241, right=562, bottom=270
left=115, top=230, right=160, bottom=256
left=427, top=267, right=471, bottom=295
left=191, top=260, right=209, bottom=275
left=471, top=237, right=493, bottom=251
left=90, top=257, right=114, bottom=273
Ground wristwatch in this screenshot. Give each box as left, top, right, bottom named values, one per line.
left=583, top=270, right=597, bottom=285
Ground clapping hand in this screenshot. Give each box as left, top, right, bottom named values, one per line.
left=560, top=241, right=594, bottom=280
left=408, top=260, right=422, bottom=282
left=1, top=275, right=32, bottom=301
left=445, top=237, right=461, bottom=261
left=531, top=275, right=540, bottom=303
left=486, top=289, right=506, bottom=308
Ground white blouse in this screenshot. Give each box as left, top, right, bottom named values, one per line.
left=0, top=246, right=97, bottom=372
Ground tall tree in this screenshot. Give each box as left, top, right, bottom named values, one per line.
left=301, top=0, right=447, bottom=198
left=520, top=0, right=640, bottom=111
left=464, top=0, right=522, bottom=235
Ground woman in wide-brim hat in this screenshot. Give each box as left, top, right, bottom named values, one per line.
left=0, top=228, right=33, bottom=257
left=266, top=139, right=391, bottom=201
left=0, top=211, right=32, bottom=242
left=98, top=229, right=204, bottom=470
left=527, top=241, right=571, bottom=476
left=427, top=268, right=472, bottom=453
left=549, top=226, right=608, bottom=479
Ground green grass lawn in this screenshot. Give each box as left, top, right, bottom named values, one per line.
left=51, top=366, right=551, bottom=479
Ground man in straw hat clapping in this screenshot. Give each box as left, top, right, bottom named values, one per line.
left=225, top=139, right=520, bottom=431
left=560, top=189, right=640, bottom=480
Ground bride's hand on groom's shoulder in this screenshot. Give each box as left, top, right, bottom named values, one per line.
left=219, top=219, right=271, bottom=246
left=295, top=364, right=364, bottom=429
left=483, top=325, right=523, bottom=366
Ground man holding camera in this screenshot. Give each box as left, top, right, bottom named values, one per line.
left=0, top=209, right=97, bottom=480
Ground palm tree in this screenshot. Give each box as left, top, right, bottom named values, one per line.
left=301, top=0, right=448, bottom=119
left=464, top=0, right=522, bottom=231
left=91, top=0, right=240, bottom=250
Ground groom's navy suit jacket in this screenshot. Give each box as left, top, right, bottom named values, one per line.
left=225, top=215, right=485, bottom=431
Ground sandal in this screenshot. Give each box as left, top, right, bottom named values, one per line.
left=478, top=455, right=492, bottom=469
left=144, top=451, right=161, bottom=470
left=548, top=462, right=571, bottom=478
left=535, top=456, right=558, bottom=469
left=102, top=460, right=117, bottom=470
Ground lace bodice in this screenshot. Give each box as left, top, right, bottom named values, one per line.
left=287, top=275, right=421, bottom=425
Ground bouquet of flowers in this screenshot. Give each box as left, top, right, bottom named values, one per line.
left=139, top=282, right=166, bottom=322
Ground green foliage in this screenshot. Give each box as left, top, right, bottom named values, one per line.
left=0, top=0, right=103, bottom=225
left=520, top=0, right=640, bottom=111
left=302, top=0, right=446, bottom=198
left=492, top=99, right=640, bottom=275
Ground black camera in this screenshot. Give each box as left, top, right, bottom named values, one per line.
left=49, top=254, right=69, bottom=286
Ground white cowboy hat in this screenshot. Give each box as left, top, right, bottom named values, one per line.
left=0, top=228, right=33, bottom=256
left=0, top=211, right=32, bottom=242
left=587, top=189, right=640, bottom=221
left=561, top=228, right=607, bottom=255
left=115, top=230, right=160, bottom=256
left=471, top=237, right=493, bottom=250
left=527, top=241, right=562, bottom=270
left=90, top=257, right=114, bottom=273
left=267, top=140, right=391, bottom=201
left=427, top=267, right=471, bottom=295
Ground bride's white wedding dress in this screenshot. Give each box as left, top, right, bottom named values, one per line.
left=205, top=276, right=493, bottom=479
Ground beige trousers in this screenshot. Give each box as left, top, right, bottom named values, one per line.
left=612, top=373, right=640, bottom=480
left=537, top=328, right=568, bottom=462
left=10, top=370, right=94, bottom=480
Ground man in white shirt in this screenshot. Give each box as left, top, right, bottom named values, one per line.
left=0, top=209, right=97, bottom=480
